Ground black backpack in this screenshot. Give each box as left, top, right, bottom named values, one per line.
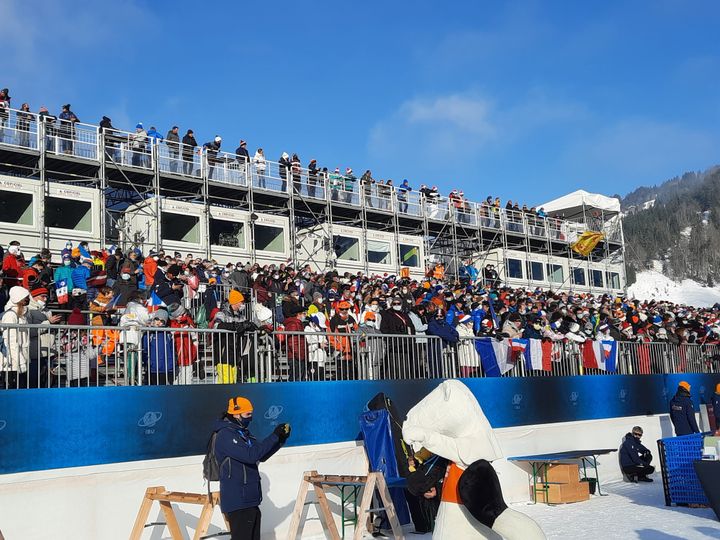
left=202, top=430, right=229, bottom=505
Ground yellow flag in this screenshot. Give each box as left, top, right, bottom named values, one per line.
left=571, top=231, right=605, bottom=257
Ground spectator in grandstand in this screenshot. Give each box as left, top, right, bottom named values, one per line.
left=112, top=263, right=139, bottom=306
left=203, top=136, right=222, bottom=180
left=26, top=287, right=61, bottom=388
left=669, top=381, right=700, bottom=436
left=16, top=102, right=33, bottom=148
left=291, top=153, right=302, bottom=194
left=70, top=258, right=94, bottom=310
left=168, top=303, right=197, bottom=385
left=213, top=290, right=261, bottom=382
left=153, top=263, right=184, bottom=306
left=213, top=397, right=289, bottom=540
left=22, top=258, right=48, bottom=290
left=0, top=88, right=9, bottom=142
left=305, top=314, right=328, bottom=381
left=147, top=125, right=164, bottom=145
left=282, top=288, right=302, bottom=319
left=426, top=308, right=458, bottom=378
left=142, top=309, right=176, bottom=385
left=397, top=179, right=412, bottom=213
left=104, top=248, right=122, bottom=287
left=619, top=426, right=654, bottom=482
left=90, top=286, right=116, bottom=326
left=713, top=384, right=720, bottom=431
left=483, top=264, right=500, bottom=288
left=2, top=241, right=24, bottom=287
left=234, top=139, right=249, bottom=166
left=38, top=105, right=57, bottom=152
left=130, top=123, right=148, bottom=167
left=328, top=300, right=358, bottom=379
left=165, top=126, right=181, bottom=172
left=343, top=168, right=356, bottom=203
left=143, top=249, right=160, bottom=290
left=456, top=314, right=480, bottom=377
left=523, top=315, right=544, bottom=340
left=58, top=104, right=79, bottom=155
left=278, top=152, right=291, bottom=192
left=283, top=304, right=307, bottom=381
left=253, top=147, right=267, bottom=188
left=307, top=159, right=319, bottom=198
left=181, top=129, right=198, bottom=175
left=1, top=286, right=30, bottom=389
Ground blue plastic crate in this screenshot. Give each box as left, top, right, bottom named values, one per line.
left=659, top=433, right=709, bottom=506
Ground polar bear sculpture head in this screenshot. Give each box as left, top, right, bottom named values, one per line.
left=402, top=380, right=503, bottom=467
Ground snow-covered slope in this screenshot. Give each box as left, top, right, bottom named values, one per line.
left=628, top=270, right=720, bottom=307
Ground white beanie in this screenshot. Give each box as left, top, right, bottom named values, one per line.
left=9, top=286, right=30, bottom=304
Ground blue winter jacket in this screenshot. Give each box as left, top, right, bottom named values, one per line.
left=141, top=332, right=176, bottom=374
left=619, top=433, right=651, bottom=468
left=213, top=418, right=282, bottom=513
left=712, top=392, right=720, bottom=427
left=54, top=264, right=75, bottom=292
left=669, top=389, right=700, bottom=436
left=71, top=265, right=91, bottom=290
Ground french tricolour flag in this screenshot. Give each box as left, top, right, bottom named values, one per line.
left=147, top=291, right=166, bottom=311
left=475, top=338, right=513, bottom=377
left=55, top=278, right=69, bottom=304
left=582, top=340, right=617, bottom=372
left=524, top=338, right=553, bottom=372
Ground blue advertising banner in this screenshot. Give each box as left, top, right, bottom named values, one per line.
left=0, top=374, right=718, bottom=474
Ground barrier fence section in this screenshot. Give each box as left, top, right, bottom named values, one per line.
left=0, top=322, right=718, bottom=389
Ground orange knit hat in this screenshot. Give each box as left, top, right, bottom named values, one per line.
left=228, top=290, right=244, bottom=305
left=227, top=396, right=253, bottom=415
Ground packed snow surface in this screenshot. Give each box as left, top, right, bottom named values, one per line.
left=338, top=480, right=718, bottom=539
left=628, top=270, right=720, bottom=308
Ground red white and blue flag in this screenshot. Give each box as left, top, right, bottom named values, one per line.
left=147, top=291, right=166, bottom=311
left=582, top=340, right=617, bottom=372
left=55, top=278, right=69, bottom=304
left=475, top=338, right=513, bottom=377
left=524, top=338, right=554, bottom=372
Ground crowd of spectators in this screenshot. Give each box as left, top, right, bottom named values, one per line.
left=1, top=88, right=553, bottom=219
left=1, top=238, right=719, bottom=388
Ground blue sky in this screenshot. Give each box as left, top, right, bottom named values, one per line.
left=3, top=0, right=719, bottom=206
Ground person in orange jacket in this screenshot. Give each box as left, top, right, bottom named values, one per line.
left=143, top=249, right=160, bottom=289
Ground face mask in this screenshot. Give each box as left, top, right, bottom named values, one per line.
left=533, top=323, right=542, bottom=330
left=8, top=246, right=20, bottom=255
left=66, top=243, right=72, bottom=249
left=392, top=305, right=401, bottom=311
left=63, top=260, right=71, bottom=266
left=235, top=416, right=252, bottom=428
left=36, top=300, right=46, bottom=309
left=184, top=270, right=190, bottom=276
left=370, top=305, right=379, bottom=312
left=121, top=273, right=131, bottom=280
left=153, top=256, right=159, bottom=261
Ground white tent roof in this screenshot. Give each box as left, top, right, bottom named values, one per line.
left=539, top=189, right=621, bottom=219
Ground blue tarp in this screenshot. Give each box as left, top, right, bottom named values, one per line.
left=359, top=409, right=410, bottom=525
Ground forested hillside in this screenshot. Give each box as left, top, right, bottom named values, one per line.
left=622, top=166, right=720, bottom=286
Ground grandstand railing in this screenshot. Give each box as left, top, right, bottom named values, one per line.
left=1, top=323, right=716, bottom=389
left=0, top=106, right=620, bottom=246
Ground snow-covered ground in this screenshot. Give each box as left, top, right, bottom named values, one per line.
left=372, top=480, right=718, bottom=540
left=628, top=270, right=720, bottom=308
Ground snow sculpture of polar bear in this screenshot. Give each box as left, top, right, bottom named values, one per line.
left=402, top=380, right=545, bottom=540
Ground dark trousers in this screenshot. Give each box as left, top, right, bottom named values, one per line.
left=623, top=464, right=654, bottom=479
left=226, top=506, right=261, bottom=540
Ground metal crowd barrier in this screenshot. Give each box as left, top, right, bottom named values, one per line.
left=1, top=321, right=717, bottom=389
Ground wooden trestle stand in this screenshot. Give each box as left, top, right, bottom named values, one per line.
left=129, top=486, right=229, bottom=540
left=286, top=471, right=404, bottom=540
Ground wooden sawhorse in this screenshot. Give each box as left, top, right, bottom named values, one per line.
left=286, top=471, right=404, bottom=540
left=129, top=486, right=229, bottom=540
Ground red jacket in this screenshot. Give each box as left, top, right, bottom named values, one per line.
left=170, top=314, right=198, bottom=366
left=2, top=254, right=24, bottom=286
left=283, top=316, right=306, bottom=361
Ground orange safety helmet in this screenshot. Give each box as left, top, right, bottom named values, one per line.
left=678, top=381, right=691, bottom=392
left=227, top=396, right=253, bottom=415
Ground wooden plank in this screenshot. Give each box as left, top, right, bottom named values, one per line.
left=286, top=472, right=312, bottom=540
left=314, top=482, right=342, bottom=540
left=192, top=501, right=215, bottom=540
left=158, top=500, right=184, bottom=540
left=353, top=474, right=377, bottom=540
left=129, top=488, right=160, bottom=540
left=375, top=473, right=404, bottom=540
left=149, top=491, right=208, bottom=504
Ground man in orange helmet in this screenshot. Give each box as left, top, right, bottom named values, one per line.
left=213, top=396, right=290, bottom=540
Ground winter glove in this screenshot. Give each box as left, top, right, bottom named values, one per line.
left=273, top=423, right=291, bottom=443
